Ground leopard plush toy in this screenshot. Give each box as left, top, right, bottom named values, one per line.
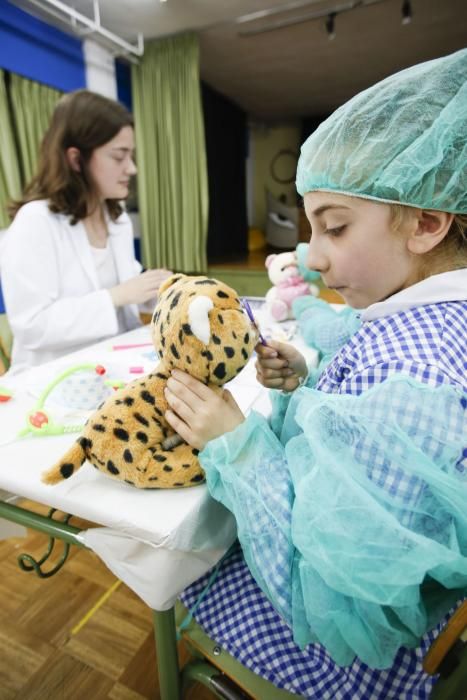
left=42, top=274, right=258, bottom=489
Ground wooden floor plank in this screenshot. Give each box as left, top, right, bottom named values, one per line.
left=14, top=569, right=107, bottom=647
left=1, top=507, right=222, bottom=699
left=107, top=683, right=148, bottom=700
left=0, top=619, right=55, bottom=696
left=14, top=650, right=114, bottom=700
left=65, top=599, right=152, bottom=680
left=117, top=630, right=159, bottom=697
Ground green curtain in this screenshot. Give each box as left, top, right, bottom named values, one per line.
left=132, top=33, right=209, bottom=273
left=9, top=73, right=62, bottom=185
left=0, top=71, right=21, bottom=229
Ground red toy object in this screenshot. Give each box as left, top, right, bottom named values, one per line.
left=29, top=411, right=49, bottom=428
left=0, top=387, right=13, bottom=402
left=95, top=365, right=106, bottom=375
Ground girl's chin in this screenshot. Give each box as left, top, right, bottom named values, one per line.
left=338, top=290, right=368, bottom=309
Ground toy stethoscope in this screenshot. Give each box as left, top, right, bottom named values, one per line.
left=18, top=363, right=110, bottom=438
left=0, top=364, right=126, bottom=446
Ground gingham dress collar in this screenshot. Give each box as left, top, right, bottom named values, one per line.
left=361, top=269, right=467, bottom=322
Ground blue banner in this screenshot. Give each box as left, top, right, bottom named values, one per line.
left=0, top=0, right=85, bottom=91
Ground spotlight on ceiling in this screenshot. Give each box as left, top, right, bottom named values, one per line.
left=401, top=0, right=412, bottom=25
left=325, top=12, right=336, bottom=40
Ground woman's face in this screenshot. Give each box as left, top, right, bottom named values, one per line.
left=303, top=191, right=419, bottom=309
left=87, top=125, right=136, bottom=201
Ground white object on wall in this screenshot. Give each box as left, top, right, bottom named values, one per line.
left=83, top=38, right=117, bottom=99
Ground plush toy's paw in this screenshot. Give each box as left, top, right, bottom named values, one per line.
left=270, top=299, right=289, bottom=321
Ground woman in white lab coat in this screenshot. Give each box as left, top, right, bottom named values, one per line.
left=2, top=90, right=171, bottom=372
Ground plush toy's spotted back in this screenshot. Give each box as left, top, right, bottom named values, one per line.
left=42, top=274, right=258, bottom=489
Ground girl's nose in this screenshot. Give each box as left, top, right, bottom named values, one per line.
left=307, top=236, right=328, bottom=273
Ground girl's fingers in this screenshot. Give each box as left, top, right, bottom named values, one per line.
left=164, top=385, right=195, bottom=420
left=256, top=364, right=293, bottom=379
left=222, top=388, right=237, bottom=407
left=256, top=362, right=290, bottom=373
left=257, top=375, right=288, bottom=388
left=255, top=343, right=278, bottom=358
left=165, top=410, right=197, bottom=447
left=170, top=370, right=212, bottom=401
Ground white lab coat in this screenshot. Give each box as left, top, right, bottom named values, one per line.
left=1, top=200, right=142, bottom=372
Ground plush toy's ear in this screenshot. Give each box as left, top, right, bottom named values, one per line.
left=158, top=273, right=186, bottom=295
left=188, top=296, right=214, bottom=344
left=265, top=254, right=276, bottom=269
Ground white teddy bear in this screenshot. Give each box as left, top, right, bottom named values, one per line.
left=265, top=247, right=319, bottom=322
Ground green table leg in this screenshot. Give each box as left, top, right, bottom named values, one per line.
left=153, top=607, right=181, bottom=700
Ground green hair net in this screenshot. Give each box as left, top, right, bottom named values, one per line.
left=296, top=49, right=467, bottom=213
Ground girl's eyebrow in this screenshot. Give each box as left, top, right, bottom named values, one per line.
left=311, top=204, right=350, bottom=216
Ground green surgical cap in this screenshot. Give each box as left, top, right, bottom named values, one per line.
left=296, top=49, right=467, bottom=213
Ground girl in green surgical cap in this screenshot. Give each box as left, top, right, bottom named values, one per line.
left=170, top=50, right=467, bottom=697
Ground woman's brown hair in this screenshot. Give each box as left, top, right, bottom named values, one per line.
left=9, top=89, right=134, bottom=223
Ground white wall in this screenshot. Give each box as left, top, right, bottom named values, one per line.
left=83, top=39, right=117, bottom=99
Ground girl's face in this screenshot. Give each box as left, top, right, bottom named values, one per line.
left=303, top=191, right=419, bottom=309
left=87, top=125, right=136, bottom=202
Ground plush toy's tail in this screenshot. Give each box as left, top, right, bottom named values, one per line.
left=42, top=439, right=87, bottom=485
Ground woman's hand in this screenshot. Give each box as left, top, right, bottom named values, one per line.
left=164, top=370, right=245, bottom=450
left=255, top=340, right=308, bottom=392
left=149, top=268, right=174, bottom=288
left=110, top=268, right=173, bottom=306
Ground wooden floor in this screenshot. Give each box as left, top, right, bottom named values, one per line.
left=0, top=500, right=217, bottom=700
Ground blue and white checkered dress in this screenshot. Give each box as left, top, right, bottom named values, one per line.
left=181, top=300, right=467, bottom=699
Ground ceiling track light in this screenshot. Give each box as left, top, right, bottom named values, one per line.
left=325, top=12, right=336, bottom=40
left=236, top=0, right=414, bottom=38
left=401, top=0, right=412, bottom=25
left=237, top=0, right=388, bottom=38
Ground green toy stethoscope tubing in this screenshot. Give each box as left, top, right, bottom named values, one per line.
left=17, top=363, right=105, bottom=438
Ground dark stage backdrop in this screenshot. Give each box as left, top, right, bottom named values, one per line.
left=202, top=82, right=248, bottom=261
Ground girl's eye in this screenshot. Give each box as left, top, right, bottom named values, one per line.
left=324, top=225, right=345, bottom=236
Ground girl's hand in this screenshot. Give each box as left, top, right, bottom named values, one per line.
left=255, top=340, right=308, bottom=392
left=110, top=268, right=173, bottom=306
left=164, top=370, right=245, bottom=451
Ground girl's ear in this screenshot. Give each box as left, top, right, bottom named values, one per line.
left=66, top=147, right=81, bottom=172
left=407, top=210, right=454, bottom=255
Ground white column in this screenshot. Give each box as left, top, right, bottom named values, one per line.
left=83, top=38, right=117, bottom=99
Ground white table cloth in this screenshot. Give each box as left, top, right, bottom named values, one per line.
left=0, top=308, right=317, bottom=609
